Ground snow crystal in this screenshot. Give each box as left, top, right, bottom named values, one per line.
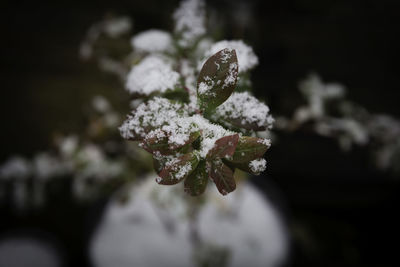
left=215, top=92, right=274, bottom=129
left=125, top=56, right=179, bottom=95
left=202, top=40, right=258, bottom=73
left=249, top=158, right=267, bottom=173
left=173, top=0, right=206, bottom=48
left=131, top=29, right=173, bottom=53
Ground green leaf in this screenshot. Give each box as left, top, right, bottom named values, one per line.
left=184, top=160, right=209, bottom=196
left=197, top=48, right=238, bottom=112
left=229, top=136, right=270, bottom=163
left=206, top=134, right=239, bottom=159
left=157, top=152, right=199, bottom=185
left=209, top=159, right=236, bottom=195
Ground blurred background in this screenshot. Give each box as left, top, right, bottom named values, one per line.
left=1, top=0, right=399, bottom=266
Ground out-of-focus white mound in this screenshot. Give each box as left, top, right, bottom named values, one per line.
left=0, top=236, right=61, bottom=267
left=90, top=177, right=288, bottom=267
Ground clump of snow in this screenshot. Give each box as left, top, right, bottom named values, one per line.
left=258, top=138, right=272, bottom=147
left=131, top=30, right=173, bottom=53
left=125, top=56, right=179, bottom=95
left=175, top=162, right=193, bottom=180
left=202, top=40, right=258, bottom=73
left=215, top=92, right=274, bottom=129
left=249, top=158, right=267, bottom=173
left=198, top=79, right=217, bottom=97
left=120, top=97, right=187, bottom=140
left=173, top=0, right=206, bottom=48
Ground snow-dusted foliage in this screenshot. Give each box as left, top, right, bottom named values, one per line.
left=276, top=73, right=400, bottom=173
left=119, top=0, right=273, bottom=196
left=214, top=92, right=274, bottom=131
left=173, top=0, right=206, bottom=48
left=0, top=95, right=151, bottom=208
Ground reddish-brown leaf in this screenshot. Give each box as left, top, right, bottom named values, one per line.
left=229, top=136, right=270, bottom=163
left=197, top=48, right=238, bottom=112
left=209, top=159, right=236, bottom=195
left=157, top=152, right=199, bottom=185
left=184, top=160, right=209, bottom=196
left=206, top=134, right=239, bottom=159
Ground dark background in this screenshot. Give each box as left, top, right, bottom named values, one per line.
left=1, top=0, right=399, bottom=266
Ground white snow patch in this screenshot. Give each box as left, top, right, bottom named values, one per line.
left=215, top=92, right=274, bottom=129
left=125, top=56, right=179, bottom=95
left=131, top=29, right=173, bottom=53
left=249, top=158, right=267, bottom=173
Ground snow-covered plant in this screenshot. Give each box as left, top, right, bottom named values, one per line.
left=119, top=0, right=273, bottom=196
left=0, top=95, right=153, bottom=208
left=277, top=73, right=400, bottom=173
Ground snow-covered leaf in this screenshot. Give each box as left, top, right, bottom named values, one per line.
left=169, top=130, right=201, bottom=150
left=158, top=152, right=199, bottom=185
left=229, top=136, right=270, bottom=163
left=209, top=159, right=236, bottom=195
left=226, top=158, right=267, bottom=175
left=184, top=160, right=208, bottom=196
left=140, top=130, right=172, bottom=155
left=206, top=134, right=239, bottom=159
left=197, top=48, right=238, bottom=112
left=141, top=130, right=201, bottom=155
